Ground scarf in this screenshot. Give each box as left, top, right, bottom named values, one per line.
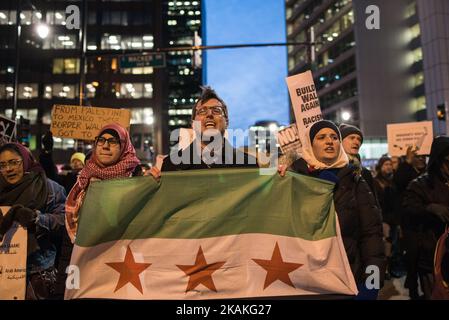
left=298, top=125, right=349, bottom=170
left=0, top=143, right=47, bottom=210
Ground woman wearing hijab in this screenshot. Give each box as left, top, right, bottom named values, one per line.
left=65, top=123, right=141, bottom=242
left=0, top=142, right=66, bottom=299
left=279, top=120, right=385, bottom=299
left=53, top=124, right=142, bottom=299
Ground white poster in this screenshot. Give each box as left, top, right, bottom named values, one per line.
left=276, top=124, right=302, bottom=156
left=387, top=121, right=433, bottom=157
left=0, top=206, right=27, bottom=300
left=286, top=70, right=323, bottom=135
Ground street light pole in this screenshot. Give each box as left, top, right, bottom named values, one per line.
left=12, top=0, right=22, bottom=120
left=78, top=0, right=87, bottom=106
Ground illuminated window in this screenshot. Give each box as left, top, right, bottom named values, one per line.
left=0, top=84, right=14, bottom=99
left=18, top=84, right=38, bottom=99
left=130, top=108, right=154, bottom=124
left=53, top=58, right=80, bottom=74
left=45, top=84, right=77, bottom=99
left=43, top=34, right=77, bottom=49
left=101, top=34, right=153, bottom=50
left=46, top=11, right=67, bottom=25
left=405, top=2, right=416, bottom=19
left=0, top=10, right=17, bottom=25
left=115, top=83, right=153, bottom=99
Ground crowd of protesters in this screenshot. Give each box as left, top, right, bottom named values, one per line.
left=0, top=86, right=448, bottom=300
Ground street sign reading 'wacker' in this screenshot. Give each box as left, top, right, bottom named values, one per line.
left=119, top=53, right=166, bottom=69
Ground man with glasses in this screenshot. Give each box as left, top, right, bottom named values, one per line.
left=162, top=86, right=258, bottom=171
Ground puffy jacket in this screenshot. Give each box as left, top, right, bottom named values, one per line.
left=291, top=158, right=385, bottom=286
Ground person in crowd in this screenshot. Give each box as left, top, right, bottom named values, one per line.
left=339, top=124, right=376, bottom=195
left=53, top=123, right=142, bottom=299
left=394, top=145, right=427, bottom=299
left=0, top=142, right=66, bottom=299
left=38, top=131, right=59, bottom=182
left=374, top=155, right=403, bottom=279
left=162, top=86, right=258, bottom=171
left=394, top=146, right=426, bottom=194
left=402, top=136, right=449, bottom=299
left=279, top=120, right=385, bottom=300
left=59, top=152, right=86, bottom=194
left=391, top=156, right=401, bottom=173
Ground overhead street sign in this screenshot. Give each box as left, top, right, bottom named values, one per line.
left=119, top=53, right=166, bottom=69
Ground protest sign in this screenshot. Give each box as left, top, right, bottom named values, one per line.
left=50, top=105, right=131, bottom=141
left=0, top=116, right=16, bottom=143
left=276, top=124, right=301, bottom=156
left=387, top=121, right=433, bottom=156
left=0, top=206, right=27, bottom=300
left=286, top=70, right=323, bottom=135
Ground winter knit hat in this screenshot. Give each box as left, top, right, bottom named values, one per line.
left=339, top=123, right=363, bottom=143
left=70, top=152, right=86, bottom=165
left=309, top=120, right=341, bottom=142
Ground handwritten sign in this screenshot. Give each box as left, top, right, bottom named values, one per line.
left=50, top=105, right=131, bottom=141
left=0, top=116, right=16, bottom=143
left=387, top=121, right=433, bottom=156
left=276, top=124, right=302, bottom=156
left=0, top=206, right=27, bottom=300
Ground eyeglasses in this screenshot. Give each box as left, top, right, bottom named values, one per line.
left=196, top=106, right=224, bottom=117
left=95, top=136, right=120, bottom=147
left=0, top=159, right=23, bottom=171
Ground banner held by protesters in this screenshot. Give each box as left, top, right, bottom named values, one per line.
left=65, top=169, right=357, bottom=300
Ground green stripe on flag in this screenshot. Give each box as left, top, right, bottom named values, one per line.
left=76, top=169, right=337, bottom=247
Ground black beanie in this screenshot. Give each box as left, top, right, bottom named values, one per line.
left=339, top=123, right=363, bottom=142
left=309, top=120, right=341, bottom=142
left=98, top=128, right=120, bottom=141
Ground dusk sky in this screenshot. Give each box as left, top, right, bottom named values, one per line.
left=203, top=0, right=290, bottom=132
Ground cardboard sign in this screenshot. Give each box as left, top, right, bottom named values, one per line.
left=0, top=206, right=27, bottom=300
left=286, top=70, right=323, bottom=134
left=276, top=124, right=302, bottom=155
left=387, top=121, right=433, bottom=156
left=0, top=116, right=16, bottom=143
left=50, top=105, right=131, bottom=141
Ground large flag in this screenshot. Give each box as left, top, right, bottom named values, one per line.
left=65, top=169, right=357, bottom=299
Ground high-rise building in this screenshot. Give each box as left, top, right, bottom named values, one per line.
left=0, top=0, right=202, bottom=161
left=286, top=0, right=449, bottom=157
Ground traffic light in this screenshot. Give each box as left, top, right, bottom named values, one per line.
left=437, top=103, right=446, bottom=121
left=17, top=116, right=30, bottom=147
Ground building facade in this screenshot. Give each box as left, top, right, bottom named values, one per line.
left=0, top=0, right=202, bottom=162
left=286, top=0, right=449, bottom=157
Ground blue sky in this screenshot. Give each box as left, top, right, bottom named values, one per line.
left=203, top=0, right=289, bottom=132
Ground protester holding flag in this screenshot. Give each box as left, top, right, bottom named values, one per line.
left=279, top=120, right=385, bottom=299
left=65, top=123, right=141, bottom=242
left=162, top=86, right=258, bottom=171
left=0, top=142, right=66, bottom=299
left=402, top=136, right=449, bottom=299
left=53, top=124, right=143, bottom=299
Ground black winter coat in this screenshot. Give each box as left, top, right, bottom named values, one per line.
left=162, top=140, right=258, bottom=171
left=402, top=174, right=448, bottom=273
left=291, top=158, right=385, bottom=285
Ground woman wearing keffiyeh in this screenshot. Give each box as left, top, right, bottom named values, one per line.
left=65, top=123, right=140, bottom=243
